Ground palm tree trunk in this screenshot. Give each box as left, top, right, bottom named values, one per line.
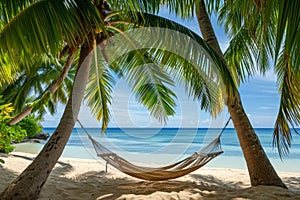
left=0, top=40, right=95, bottom=200
left=196, top=0, right=287, bottom=188
left=8, top=49, right=77, bottom=125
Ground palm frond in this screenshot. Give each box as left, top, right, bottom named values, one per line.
left=274, top=50, right=300, bottom=158
left=224, top=27, right=256, bottom=84
left=85, top=48, right=115, bottom=132
left=45, top=99, right=56, bottom=116
left=112, top=49, right=177, bottom=123
left=0, top=51, right=19, bottom=87
left=0, top=0, right=36, bottom=25
left=97, top=10, right=234, bottom=114
left=204, top=0, right=222, bottom=15
left=0, top=0, right=103, bottom=58
left=218, top=1, right=243, bottom=35
left=275, top=0, right=300, bottom=67
left=156, top=49, right=224, bottom=116
left=137, top=13, right=231, bottom=111
left=126, top=12, right=237, bottom=95
left=218, top=0, right=276, bottom=81
left=31, top=91, right=52, bottom=113
left=107, top=0, right=196, bottom=18
left=97, top=12, right=234, bottom=120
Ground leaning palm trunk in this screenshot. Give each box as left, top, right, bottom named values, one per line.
left=0, top=41, right=95, bottom=200
left=8, top=49, right=77, bottom=125
left=196, top=0, right=286, bottom=188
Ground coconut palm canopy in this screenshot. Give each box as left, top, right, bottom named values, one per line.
left=0, top=0, right=233, bottom=130
left=1, top=0, right=299, bottom=199
left=205, top=0, right=300, bottom=156
left=0, top=1, right=237, bottom=198
left=2, top=0, right=299, bottom=157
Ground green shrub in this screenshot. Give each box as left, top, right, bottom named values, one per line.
left=0, top=101, right=27, bottom=154
left=0, top=123, right=26, bottom=153
left=18, top=116, right=42, bottom=138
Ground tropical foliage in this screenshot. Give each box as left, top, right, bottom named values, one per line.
left=85, top=12, right=231, bottom=131
left=0, top=0, right=228, bottom=131
left=120, top=0, right=300, bottom=157
left=0, top=56, right=75, bottom=119
left=0, top=97, right=26, bottom=154
left=203, top=0, right=300, bottom=157
left=0, top=0, right=299, bottom=198
left=18, top=116, right=43, bottom=138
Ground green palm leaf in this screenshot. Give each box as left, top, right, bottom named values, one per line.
left=224, top=27, right=256, bottom=84
left=132, top=13, right=231, bottom=113
left=274, top=50, right=300, bottom=157
left=115, top=12, right=236, bottom=99
left=85, top=48, right=115, bottom=132
left=94, top=11, right=235, bottom=124
left=0, top=52, right=19, bottom=86
left=275, top=0, right=300, bottom=68
left=113, top=49, right=177, bottom=123
left=0, top=0, right=103, bottom=58
left=108, top=0, right=196, bottom=18
left=156, top=49, right=224, bottom=116
left=218, top=1, right=277, bottom=82
left=0, top=0, right=36, bottom=25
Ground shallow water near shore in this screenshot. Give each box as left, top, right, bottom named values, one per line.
left=13, top=127, right=300, bottom=173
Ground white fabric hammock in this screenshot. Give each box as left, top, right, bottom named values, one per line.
left=77, top=118, right=231, bottom=181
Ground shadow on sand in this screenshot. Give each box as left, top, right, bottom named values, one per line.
left=1, top=156, right=300, bottom=200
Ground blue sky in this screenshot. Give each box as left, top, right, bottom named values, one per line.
left=41, top=9, right=281, bottom=128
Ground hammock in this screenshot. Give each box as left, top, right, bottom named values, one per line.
left=78, top=118, right=230, bottom=181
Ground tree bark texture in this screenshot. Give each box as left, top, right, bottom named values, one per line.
left=0, top=41, right=95, bottom=200
left=196, top=0, right=287, bottom=188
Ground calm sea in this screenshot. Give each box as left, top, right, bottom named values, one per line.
left=42, top=127, right=300, bottom=160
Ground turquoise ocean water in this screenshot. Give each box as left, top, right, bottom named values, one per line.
left=43, top=127, right=300, bottom=158
left=15, top=128, right=300, bottom=173
left=51, top=128, right=300, bottom=171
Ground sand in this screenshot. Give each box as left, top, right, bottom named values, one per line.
left=1, top=152, right=300, bottom=200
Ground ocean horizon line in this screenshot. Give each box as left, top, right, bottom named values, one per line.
left=43, top=127, right=296, bottom=129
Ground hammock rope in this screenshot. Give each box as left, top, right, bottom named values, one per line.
left=77, top=117, right=231, bottom=181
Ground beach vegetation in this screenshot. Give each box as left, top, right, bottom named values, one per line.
left=0, top=1, right=225, bottom=198
left=208, top=0, right=300, bottom=158
left=18, top=116, right=43, bottom=138
left=0, top=0, right=299, bottom=199
left=0, top=97, right=26, bottom=154
left=135, top=0, right=299, bottom=188
left=194, top=0, right=287, bottom=188
left=0, top=55, right=76, bottom=125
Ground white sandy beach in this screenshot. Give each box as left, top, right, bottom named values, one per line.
left=1, top=151, right=300, bottom=200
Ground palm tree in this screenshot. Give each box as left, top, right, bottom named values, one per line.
left=142, top=0, right=298, bottom=188
left=0, top=1, right=226, bottom=199
left=161, top=0, right=300, bottom=188
left=210, top=0, right=300, bottom=158
left=0, top=1, right=103, bottom=199
left=109, top=0, right=298, bottom=189
left=0, top=54, right=76, bottom=125
left=1, top=0, right=298, bottom=198
left=10, top=53, right=77, bottom=125
left=195, top=0, right=287, bottom=188
left=196, top=0, right=300, bottom=187
left=145, top=0, right=298, bottom=188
